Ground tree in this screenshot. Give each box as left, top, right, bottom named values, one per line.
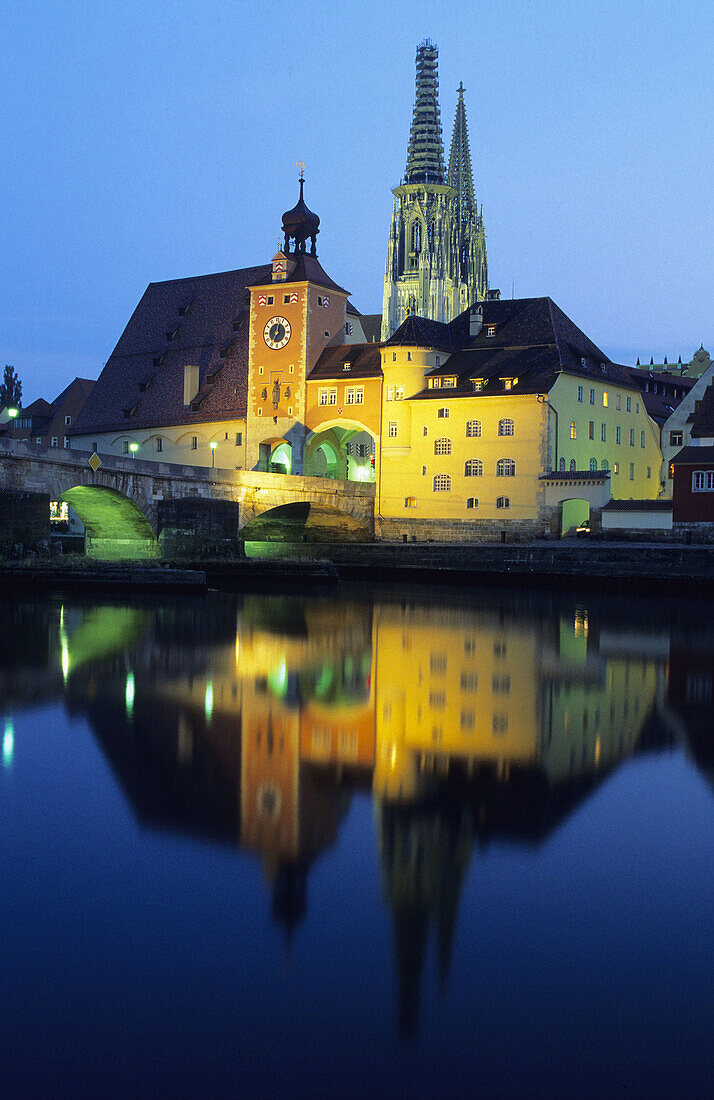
left=0, top=364, right=22, bottom=409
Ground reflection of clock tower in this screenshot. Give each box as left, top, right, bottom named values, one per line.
left=245, top=176, right=350, bottom=473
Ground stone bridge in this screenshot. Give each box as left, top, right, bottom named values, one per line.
left=0, top=439, right=375, bottom=558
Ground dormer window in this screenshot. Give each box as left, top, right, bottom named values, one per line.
left=581, top=357, right=588, bottom=367
left=503, top=378, right=515, bottom=390
left=343, top=363, right=351, bottom=371
left=442, top=377, right=456, bottom=389
left=473, top=380, right=483, bottom=392
left=486, top=325, right=496, bottom=337
left=429, top=378, right=441, bottom=389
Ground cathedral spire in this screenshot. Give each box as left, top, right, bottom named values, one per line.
left=405, top=40, right=445, bottom=184
left=447, top=82, right=476, bottom=225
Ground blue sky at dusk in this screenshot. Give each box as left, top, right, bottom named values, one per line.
left=3, top=0, right=712, bottom=402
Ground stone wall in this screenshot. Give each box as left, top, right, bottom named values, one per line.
left=375, top=515, right=552, bottom=543
left=0, top=490, right=50, bottom=553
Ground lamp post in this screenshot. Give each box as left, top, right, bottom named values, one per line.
left=129, top=442, right=139, bottom=459
left=7, top=408, right=18, bottom=420
left=210, top=441, right=218, bottom=468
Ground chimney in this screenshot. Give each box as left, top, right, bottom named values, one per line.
left=469, top=304, right=483, bottom=339
left=183, top=364, right=200, bottom=406
left=487, top=288, right=501, bottom=300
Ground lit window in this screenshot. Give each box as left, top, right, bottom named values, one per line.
left=434, top=438, right=452, bottom=455
left=466, top=497, right=478, bottom=509
left=388, top=421, right=398, bottom=438
left=498, top=418, right=514, bottom=436
left=387, top=386, right=395, bottom=401
left=405, top=497, right=416, bottom=508
left=487, top=325, right=496, bottom=337
left=570, top=420, right=577, bottom=440
left=433, top=474, right=451, bottom=491
left=473, top=380, right=483, bottom=392
left=495, top=496, right=510, bottom=509
left=465, top=459, right=483, bottom=477
left=603, top=392, right=609, bottom=407
left=614, top=462, right=619, bottom=474
left=466, top=420, right=481, bottom=437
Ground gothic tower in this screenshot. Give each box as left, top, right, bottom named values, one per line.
left=381, top=42, right=488, bottom=341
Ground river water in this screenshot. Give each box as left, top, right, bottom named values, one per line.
left=1, top=583, right=713, bottom=1098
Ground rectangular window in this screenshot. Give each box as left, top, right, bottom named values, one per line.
left=346, top=387, right=355, bottom=405
left=92, top=442, right=98, bottom=453
left=407, top=352, right=412, bottom=361
left=473, top=380, right=483, bottom=392
left=422, top=465, right=427, bottom=475
left=423, top=426, right=428, bottom=437
left=626, top=396, right=632, bottom=412
left=392, top=352, right=397, bottom=361
left=156, top=437, right=162, bottom=452
left=636, top=402, right=640, bottom=414
left=460, top=672, right=478, bottom=691
left=693, top=471, right=706, bottom=490
left=65, top=415, right=72, bottom=425
left=603, top=392, right=609, bottom=407
left=630, top=429, right=635, bottom=446
left=629, top=463, right=635, bottom=480
left=430, top=654, right=447, bottom=675
left=487, top=325, right=496, bottom=337
left=64, top=437, right=70, bottom=449
left=616, top=426, right=621, bottom=444
left=388, top=421, right=398, bottom=438
left=601, top=424, right=606, bottom=442
left=589, top=421, right=594, bottom=440
left=641, top=430, right=646, bottom=448
left=404, top=497, right=416, bottom=508
left=589, top=389, right=595, bottom=405
left=614, top=462, right=619, bottom=474
left=670, top=430, right=683, bottom=447
left=437, top=408, right=450, bottom=419
left=283, top=294, right=290, bottom=304
left=191, top=437, right=197, bottom=450
left=395, top=386, right=404, bottom=400
left=387, top=385, right=394, bottom=401
left=429, top=692, right=446, bottom=710
left=442, top=377, right=456, bottom=388
left=460, top=711, right=476, bottom=730
left=51, top=437, right=58, bottom=447
left=577, top=386, right=583, bottom=403
left=267, top=295, right=274, bottom=305
left=123, top=440, right=129, bottom=454
left=35, top=436, right=41, bottom=444
left=647, top=466, right=652, bottom=478
left=616, top=394, right=621, bottom=410
left=235, top=432, right=242, bottom=446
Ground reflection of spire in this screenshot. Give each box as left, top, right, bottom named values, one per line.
left=376, top=798, right=474, bottom=1038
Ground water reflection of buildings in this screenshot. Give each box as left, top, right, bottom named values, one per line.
left=3, top=591, right=710, bottom=1034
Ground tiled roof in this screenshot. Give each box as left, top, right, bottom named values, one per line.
left=385, top=314, right=453, bottom=351
left=359, top=314, right=383, bottom=342
left=308, top=343, right=382, bottom=380
left=405, top=297, right=641, bottom=400
left=70, top=265, right=272, bottom=435
left=283, top=253, right=348, bottom=295
left=670, top=445, right=714, bottom=465
left=623, top=366, right=694, bottom=424
left=690, top=385, right=714, bottom=439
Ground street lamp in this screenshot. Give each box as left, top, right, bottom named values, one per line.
left=210, top=441, right=218, bottom=467
left=7, top=408, right=18, bottom=419
left=129, top=442, right=139, bottom=459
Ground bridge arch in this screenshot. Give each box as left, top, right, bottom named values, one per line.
left=305, top=420, right=376, bottom=483
left=50, top=469, right=158, bottom=559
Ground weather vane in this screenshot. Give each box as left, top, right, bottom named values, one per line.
left=296, top=160, right=305, bottom=180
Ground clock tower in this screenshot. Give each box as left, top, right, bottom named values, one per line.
left=246, top=176, right=349, bottom=474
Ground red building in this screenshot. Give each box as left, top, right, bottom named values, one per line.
left=671, top=446, right=714, bottom=523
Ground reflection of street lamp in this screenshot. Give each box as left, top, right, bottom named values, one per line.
left=210, top=441, right=218, bottom=467
left=129, top=442, right=139, bottom=459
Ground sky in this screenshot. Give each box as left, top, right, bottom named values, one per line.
left=3, top=0, right=713, bottom=404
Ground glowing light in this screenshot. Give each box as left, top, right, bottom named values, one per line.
left=204, top=681, right=214, bottom=721
left=61, top=641, right=70, bottom=683
left=210, top=441, right=218, bottom=449
left=125, top=672, right=135, bottom=716
left=129, top=442, right=139, bottom=453
left=267, top=660, right=288, bottom=698
left=3, top=720, right=14, bottom=767
left=7, top=408, right=18, bottom=419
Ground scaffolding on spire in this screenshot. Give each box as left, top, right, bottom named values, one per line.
left=405, top=40, right=445, bottom=184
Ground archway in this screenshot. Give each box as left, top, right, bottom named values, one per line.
left=560, top=498, right=591, bottom=538
left=242, top=502, right=371, bottom=544
left=60, top=485, right=158, bottom=559
left=304, top=425, right=376, bottom=483
left=257, top=437, right=293, bottom=474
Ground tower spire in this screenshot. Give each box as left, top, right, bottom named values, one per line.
left=405, top=40, right=445, bottom=184
left=447, top=82, right=476, bottom=225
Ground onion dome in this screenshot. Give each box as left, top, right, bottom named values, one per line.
left=282, top=177, right=320, bottom=256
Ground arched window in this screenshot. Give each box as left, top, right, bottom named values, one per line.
left=496, top=458, right=516, bottom=477
left=433, top=474, right=451, bottom=492
left=411, top=222, right=422, bottom=252
left=498, top=418, right=515, bottom=436
left=589, top=458, right=598, bottom=471
left=570, top=420, right=577, bottom=439
left=601, top=459, right=609, bottom=471
left=466, top=420, right=481, bottom=437
left=559, top=457, right=566, bottom=471
left=464, top=459, right=483, bottom=477
left=434, top=438, right=452, bottom=456
left=569, top=459, right=577, bottom=472
left=466, top=497, right=478, bottom=509
left=496, top=496, right=510, bottom=509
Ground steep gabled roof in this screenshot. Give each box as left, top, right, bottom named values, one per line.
left=71, top=265, right=272, bottom=435
left=690, top=385, right=714, bottom=439
left=386, top=314, right=453, bottom=351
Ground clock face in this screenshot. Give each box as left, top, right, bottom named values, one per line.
left=263, top=316, right=292, bottom=350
